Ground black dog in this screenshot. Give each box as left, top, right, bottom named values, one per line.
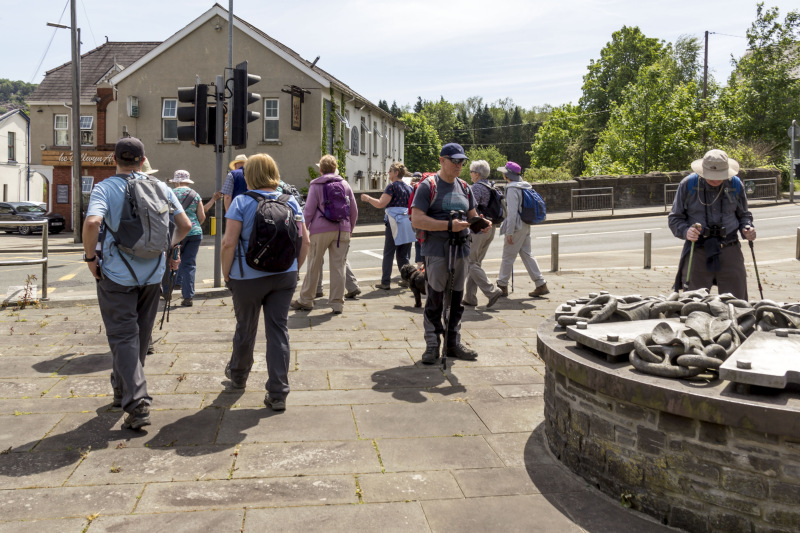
left=400, top=263, right=427, bottom=307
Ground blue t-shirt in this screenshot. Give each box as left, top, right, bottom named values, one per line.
left=226, top=190, right=304, bottom=280
left=87, top=173, right=184, bottom=286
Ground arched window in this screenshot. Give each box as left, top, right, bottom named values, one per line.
left=350, top=126, right=359, bottom=156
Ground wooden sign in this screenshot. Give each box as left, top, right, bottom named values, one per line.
left=292, top=94, right=302, bottom=131
left=42, top=150, right=115, bottom=167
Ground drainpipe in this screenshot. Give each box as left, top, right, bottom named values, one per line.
left=26, top=115, right=31, bottom=201
left=367, top=110, right=372, bottom=188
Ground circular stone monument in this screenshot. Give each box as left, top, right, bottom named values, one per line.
left=537, top=318, right=800, bottom=532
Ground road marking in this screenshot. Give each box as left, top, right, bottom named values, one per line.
left=357, top=249, right=384, bottom=259
left=756, top=214, right=800, bottom=222
left=59, top=265, right=84, bottom=281
left=536, top=227, right=664, bottom=239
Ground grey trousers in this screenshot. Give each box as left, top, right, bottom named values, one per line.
left=96, top=277, right=160, bottom=413
left=464, top=226, right=497, bottom=303
left=423, top=254, right=468, bottom=348
left=497, top=224, right=546, bottom=288
left=228, top=272, right=296, bottom=402
left=681, top=241, right=748, bottom=300
left=317, top=260, right=359, bottom=294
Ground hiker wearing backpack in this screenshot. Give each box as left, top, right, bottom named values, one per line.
left=221, top=153, right=310, bottom=411
left=360, top=161, right=414, bottom=290
left=411, top=143, right=491, bottom=364
left=82, top=137, right=192, bottom=430
left=222, top=154, right=248, bottom=211
left=497, top=161, right=549, bottom=298
left=463, top=160, right=504, bottom=308
left=291, top=154, right=358, bottom=314
left=668, top=149, right=756, bottom=300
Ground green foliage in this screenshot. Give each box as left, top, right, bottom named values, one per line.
left=459, top=145, right=507, bottom=183
left=523, top=167, right=573, bottom=183
left=420, top=97, right=464, bottom=144
left=401, top=112, right=441, bottom=173
left=0, top=79, right=37, bottom=113
left=528, top=104, right=585, bottom=174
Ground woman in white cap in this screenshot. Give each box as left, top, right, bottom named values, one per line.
left=668, top=149, right=756, bottom=299
left=166, top=170, right=206, bottom=307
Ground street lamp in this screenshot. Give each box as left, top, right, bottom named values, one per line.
left=47, top=4, right=82, bottom=242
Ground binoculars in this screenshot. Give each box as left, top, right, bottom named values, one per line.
left=702, top=225, right=727, bottom=239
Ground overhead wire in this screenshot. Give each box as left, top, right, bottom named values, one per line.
left=29, top=0, right=70, bottom=84
left=80, top=0, right=98, bottom=49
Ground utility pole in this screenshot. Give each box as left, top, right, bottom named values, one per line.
left=702, top=30, right=708, bottom=150
left=70, top=0, right=82, bottom=242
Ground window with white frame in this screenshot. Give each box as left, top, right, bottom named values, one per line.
left=162, top=99, right=177, bottom=140
left=360, top=118, right=366, bottom=153
left=350, top=126, right=359, bottom=156
left=7, top=131, right=15, bottom=161
left=80, top=116, right=94, bottom=146
left=264, top=98, right=279, bottom=141
left=54, top=114, right=69, bottom=146
left=345, top=111, right=350, bottom=149
left=382, top=124, right=387, bottom=158
left=373, top=122, right=379, bottom=156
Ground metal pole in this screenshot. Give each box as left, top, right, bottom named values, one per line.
left=702, top=30, right=708, bottom=149
left=41, top=223, right=48, bottom=301
left=214, top=75, right=224, bottom=287
left=791, top=120, right=796, bottom=204
left=550, top=233, right=559, bottom=272
left=70, top=0, right=82, bottom=242
left=644, top=231, right=651, bottom=269
left=796, top=227, right=799, bottom=260
left=227, top=0, right=234, bottom=172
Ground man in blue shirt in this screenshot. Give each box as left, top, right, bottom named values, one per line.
left=82, top=137, right=191, bottom=430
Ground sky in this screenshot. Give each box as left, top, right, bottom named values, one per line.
left=3, top=0, right=798, bottom=111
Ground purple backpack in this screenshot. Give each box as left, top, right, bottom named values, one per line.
left=317, top=179, right=350, bottom=222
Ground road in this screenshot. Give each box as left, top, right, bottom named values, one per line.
left=1, top=202, right=798, bottom=300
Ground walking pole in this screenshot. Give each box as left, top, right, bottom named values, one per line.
left=160, top=247, right=180, bottom=330
left=746, top=226, right=764, bottom=299
left=683, top=223, right=702, bottom=291
left=511, top=268, right=514, bottom=293
left=441, top=211, right=462, bottom=371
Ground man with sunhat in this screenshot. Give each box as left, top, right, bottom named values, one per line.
left=222, top=154, right=249, bottom=211
left=668, top=149, right=756, bottom=299
left=82, top=137, right=191, bottom=430
left=411, top=143, right=491, bottom=364
left=497, top=161, right=549, bottom=298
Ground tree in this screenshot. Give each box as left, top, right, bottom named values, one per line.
left=459, top=145, right=507, bottom=183
left=472, top=105, right=496, bottom=146
left=718, top=4, right=800, bottom=153
left=413, top=97, right=424, bottom=114
left=401, top=112, right=441, bottom=173
left=389, top=101, right=402, bottom=118
left=528, top=103, right=585, bottom=174
left=378, top=100, right=390, bottom=114
left=420, top=97, right=461, bottom=143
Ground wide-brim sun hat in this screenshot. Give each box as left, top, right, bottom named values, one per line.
left=229, top=154, right=248, bottom=170
left=691, top=149, right=739, bottom=181
left=497, top=161, right=522, bottom=182
left=171, top=170, right=194, bottom=184
left=140, top=159, right=158, bottom=175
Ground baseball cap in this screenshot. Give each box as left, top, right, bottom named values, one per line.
left=440, top=143, right=468, bottom=160
left=115, top=137, right=145, bottom=164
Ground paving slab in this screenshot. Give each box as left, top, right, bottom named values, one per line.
left=88, top=509, right=244, bottom=533
left=427, top=384, right=501, bottom=402
left=445, top=366, right=544, bottom=386
left=484, top=430, right=556, bottom=468
left=493, top=383, right=545, bottom=398
left=284, top=388, right=431, bottom=406
left=0, top=412, right=64, bottom=452
left=0, top=450, right=82, bottom=489
left=0, top=377, right=62, bottom=399
left=243, top=502, right=429, bottom=532
left=377, top=436, right=503, bottom=472
left=353, top=401, right=489, bottom=439
left=453, top=466, right=588, bottom=498
left=297, top=348, right=413, bottom=370
left=217, top=405, right=357, bottom=444
left=329, top=366, right=446, bottom=390
left=0, top=355, right=65, bottom=377
left=67, top=445, right=234, bottom=485
left=0, top=396, right=113, bottom=415
left=0, top=518, right=89, bottom=533
left=135, top=476, right=357, bottom=513
left=45, top=375, right=179, bottom=398
left=27, top=410, right=127, bottom=452
left=0, top=484, right=142, bottom=521
left=469, top=397, right=546, bottom=433
left=235, top=440, right=381, bottom=477
left=358, top=471, right=463, bottom=503
left=545, top=490, right=675, bottom=532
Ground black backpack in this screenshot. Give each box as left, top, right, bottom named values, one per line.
left=238, top=192, right=300, bottom=274
left=474, top=181, right=505, bottom=224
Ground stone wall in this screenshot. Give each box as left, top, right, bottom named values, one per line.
left=539, top=332, right=800, bottom=533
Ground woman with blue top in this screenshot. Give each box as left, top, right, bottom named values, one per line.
left=221, top=153, right=309, bottom=411
left=361, top=162, right=414, bottom=290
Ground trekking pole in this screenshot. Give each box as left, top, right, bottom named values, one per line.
left=441, top=211, right=462, bottom=371
left=159, top=246, right=180, bottom=330
left=745, top=226, right=763, bottom=299
left=511, top=268, right=514, bottom=293
left=683, top=223, right=702, bottom=291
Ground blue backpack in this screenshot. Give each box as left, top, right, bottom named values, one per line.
left=518, top=188, right=546, bottom=224
left=683, top=173, right=743, bottom=209
left=231, top=168, right=247, bottom=200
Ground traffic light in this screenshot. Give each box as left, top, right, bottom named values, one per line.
left=177, top=84, right=209, bottom=145
left=230, top=60, right=261, bottom=148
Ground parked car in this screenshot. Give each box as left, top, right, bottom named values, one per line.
left=0, top=202, right=66, bottom=235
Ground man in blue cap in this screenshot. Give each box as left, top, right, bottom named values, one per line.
left=411, top=143, right=491, bottom=364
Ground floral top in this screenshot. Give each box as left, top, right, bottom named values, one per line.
left=174, top=186, right=203, bottom=237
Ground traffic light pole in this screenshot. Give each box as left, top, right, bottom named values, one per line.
left=214, top=74, right=225, bottom=288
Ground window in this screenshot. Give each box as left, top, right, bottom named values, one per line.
left=373, top=122, right=378, bottom=156
left=360, top=118, right=366, bottom=153
left=345, top=111, right=350, bottom=149
left=264, top=98, right=279, bottom=141
left=80, top=116, right=94, bottom=146
left=350, top=126, right=359, bottom=156
left=324, top=100, right=333, bottom=154
left=382, top=124, right=387, bottom=158
left=54, top=114, right=69, bottom=146
left=162, top=99, right=177, bottom=140
left=7, top=132, right=15, bottom=161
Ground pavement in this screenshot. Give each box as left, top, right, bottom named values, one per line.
left=0, top=199, right=799, bottom=531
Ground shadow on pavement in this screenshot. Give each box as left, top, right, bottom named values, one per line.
left=370, top=364, right=465, bottom=403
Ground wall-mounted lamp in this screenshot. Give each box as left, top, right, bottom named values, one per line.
left=214, top=23, right=222, bottom=31
left=90, top=95, right=101, bottom=103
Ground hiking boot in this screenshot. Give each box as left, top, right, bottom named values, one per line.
left=121, top=403, right=151, bottom=430
left=315, top=291, right=324, bottom=298
left=181, top=298, right=193, bottom=307
left=374, top=283, right=391, bottom=290
left=112, top=387, right=122, bottom=408
left=345, top=289, right=361, bottom=299
left=445, top=343, right=478, bottom=360
left=225, top=362, right=247, bottom=389
left=264, top=394, right=286, bottom=411
left=290, top=300, right=312, bottom=311
left=421, top=345, right=440, bottom=365
left=332, top=308, right=343, bottom=315
left=498, top=285, right=508, bottom=297
left=398, top=279, right=409, bottom=288
left=486, top=289, right=503, bottom=308
left=147, top=342, right=154, bottom=355
left=529, top=283, right=550, bottom=297
left=462, top=298, right=478, bottom=307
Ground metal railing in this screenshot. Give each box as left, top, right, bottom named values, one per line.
left=571, top=187, right=614, bottom=218
left=664, top=183, right=679, bottom=211
left=743, top=177, right=779, bottom=202
left=0, top=221, right=49, bottom=301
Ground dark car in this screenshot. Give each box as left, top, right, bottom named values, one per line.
left=0, top=202, right=66, bottom=235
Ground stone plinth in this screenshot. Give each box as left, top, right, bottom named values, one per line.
left=537, top=319, right=800, bottom=532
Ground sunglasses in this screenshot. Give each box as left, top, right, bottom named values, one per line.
left=445, top=157, right=465, bottom=165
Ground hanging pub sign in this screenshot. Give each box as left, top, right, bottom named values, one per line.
left=282, top=85, right=311, bottom=132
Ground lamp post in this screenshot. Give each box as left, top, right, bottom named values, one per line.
left=47, top=1, right=82, bottom=242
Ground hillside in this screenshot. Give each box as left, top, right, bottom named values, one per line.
left=0, top=79, right=38, bottom=114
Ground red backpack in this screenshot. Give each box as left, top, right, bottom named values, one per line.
left=408, top=175, right=471, bottom=242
